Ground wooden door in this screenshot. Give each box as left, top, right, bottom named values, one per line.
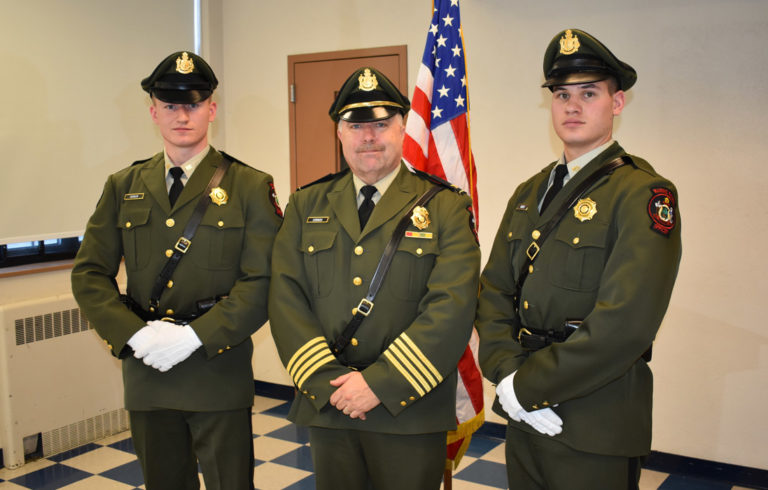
left=287, top=46, right=408, bottom=190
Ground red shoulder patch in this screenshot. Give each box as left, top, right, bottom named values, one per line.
left=269, top=182, right=283, bottom=218
left=648, top=187, right=676, bottom=236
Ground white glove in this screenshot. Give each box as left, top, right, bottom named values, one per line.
left=140, top=321, right=202, bottom=372
left=496, top=372, right=563, bottom=437
left=127, top=323, right=163, bottom=359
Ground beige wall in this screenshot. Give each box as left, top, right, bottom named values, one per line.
left=2, top=0, right=766, bottom=471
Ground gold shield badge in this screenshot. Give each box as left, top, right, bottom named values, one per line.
left=559, top=29, right=580, bottom=55
left=358, top=68, right=379, bottom=91
left=176, top=52, right=195, bottom=74
left=411, top=206, right=431, bottom=230
left=209, top=187, right=228, bottom=206
left=573, top=197, right=597, bottom=222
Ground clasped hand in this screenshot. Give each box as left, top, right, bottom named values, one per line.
left=127, top=320, right=202, bottom=372
left=329, top=371, right=381, bottom=420
left=496, top=372, right=563, bottom=437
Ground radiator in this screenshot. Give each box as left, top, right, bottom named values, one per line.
left=0, top=294, right=128, bottom=469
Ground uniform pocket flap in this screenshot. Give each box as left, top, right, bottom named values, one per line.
left=302, top=231, right=337, bottom=254
left=117, top=207, right=150, bottom=230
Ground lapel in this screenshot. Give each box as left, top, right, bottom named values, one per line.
left=359, top=164, right=419, bottom=241
left=139, top=153, right=171, bottom=213
left=327, top=172, right=363, bottom=240
left=537, top=142, right=625, bottom=224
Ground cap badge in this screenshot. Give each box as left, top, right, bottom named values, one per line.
left=573, top=197, right=597, bottom=222
left=209, top=187, right=228, bottom=206
left=358, top=68, right=379, bottom=91
left=559, top=29, right=580, bottom=55
left=411, top=206, right=431, bottom=230
left=176, top=52, right=195, bottom=74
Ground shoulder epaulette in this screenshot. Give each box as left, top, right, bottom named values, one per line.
left=296, top=168, right=350, bottom=192
left=219, top=150, right=247, bottom=166
left=409, top=167, right=466, bottom=194
left=130, top=157, right=152, bottom=166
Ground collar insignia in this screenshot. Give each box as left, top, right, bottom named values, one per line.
left=209, top=187, right=228, bottom=206
left=176, top=52, right=195, bottom=74
left=559, top=29, right=580, bottom=55
left=358, top=68, right=379, bottom=91
left=573, top=197, right=597, bottom=222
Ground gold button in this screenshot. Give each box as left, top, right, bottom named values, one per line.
left=166, top=309, right=174, bottom=315
left=351, top=338, right=359, bottom=346
left=354, top=246, right=364, bottom=256
left=508, top=232, right=513, bottom=239
left=572, top=237, right=580, bottom=245
left=542, top=401, right=550, bottom=407
left=532, top=404, right=539, bottom=410
left=167, top=280, right=174, bottom=288
left=523, top=301, right=529, bottom=310
left=125, top=221, right=132, bottom=228
left=302, top=390, right=308, bottom=394
left=107, top=344, right=113, bottom=350
left=165, top=249, right=173, bottom=258
left=149, top=306, right=155, bottom=312
left=416, top=248, right=423, bottom=255
left=409, top=396, right=416, bottom=401
left=353, top=277, right=363, bottom=286
left=400, top=401, right=407, bottom=407
left=218, top=348, right=224, bottom=354
left=528, top=265, right=534, bottom=274
left=307, top=245, right=315, bottom=253
left=532, top=230, right=541, bottom=240
left=226, top=346, right=231, bottom=350
left=103, top=339, right=108, bottom=343
left=218, top=220, right=224, bottom=228
left=166, top=218, right=175, bottom=228
left=310, top=395, right=316, bottom=400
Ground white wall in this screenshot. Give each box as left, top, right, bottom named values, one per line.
left=215, top=0, right=768, bottom=470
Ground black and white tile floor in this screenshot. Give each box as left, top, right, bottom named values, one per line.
left=0, top=395, right=762, bottom=489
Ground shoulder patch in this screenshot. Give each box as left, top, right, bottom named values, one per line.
left=296, top=168, right=350, bottom=191
left=648, top=187, right=677, bottom=236
left=130, top=157, right=152, bottom=166
left=409, top=167, right=466, bottom=194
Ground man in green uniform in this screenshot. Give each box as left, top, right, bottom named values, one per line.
left=71, top=51, right=283, bottom=490
left=268, top=67, right=480, bottom=490
left=475, top=29, right=682, bottom=489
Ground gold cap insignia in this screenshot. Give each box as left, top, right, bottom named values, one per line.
left=209, top=187, right=228, bottom=206
left=411, top=206, right=431, bottom=230
left=573, top=197, right=597, bottom=222
left=176, top=52, right=195, bottom=74
left=358, top=68, right=379, bottom=92
left=559, top=29, right=580, bottom=55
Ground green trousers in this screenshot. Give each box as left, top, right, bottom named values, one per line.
left=308, top=426, right=446, bottom=490
left=505, top=424, right=643, bottom=490
left=129, top=408, right=254, bottom=490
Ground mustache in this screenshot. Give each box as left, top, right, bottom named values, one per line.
left=356, top=145, right=385, bottom=153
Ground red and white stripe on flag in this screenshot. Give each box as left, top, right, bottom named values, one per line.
left=402, top=0, right=484, bottom=468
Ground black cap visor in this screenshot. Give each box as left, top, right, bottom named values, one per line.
left=339, top=105, right=401, bottom=123
left=151, top=89, right=212, bottom=104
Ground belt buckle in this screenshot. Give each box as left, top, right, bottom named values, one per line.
left=174, top=237, right=192, bottom=254
left=356, top=299, right=374, bottom=317
left=526, top=242, right=540, bottom=260
left=517, top=327, right=532, bottom=342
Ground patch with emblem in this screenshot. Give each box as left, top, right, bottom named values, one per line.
left=306, top=216, right=329, bottom=224
left=573, top=197, right=597, bottom=222
left=559, top=29, right=580, bottom=55
left=648, top=187, right=676, bottom=236
left=124, top=193, right=144, bottom=200
left=411, top=206, right=430, bottom=230
left=209, top=187, right=228, bottom=206
left=268, top=182, right=283, bottom=217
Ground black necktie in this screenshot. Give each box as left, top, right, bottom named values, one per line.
left=358, top=185, right=377, bottom=230
left=540, top=164, right=568, bottom=213
left=168, top=167, right=184, bottom=207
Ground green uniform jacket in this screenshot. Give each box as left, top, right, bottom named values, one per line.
left=476, top=142, right=682, bottom=456
left=71, top=148, right=282, bottom=411
left=269, top=163, right=480, bottom=434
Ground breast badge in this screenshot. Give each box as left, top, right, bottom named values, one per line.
left=411, top=206, right=431, bottom=230
left=209, top=187, right=228, bottom=206
left=648, top=187, right=676, bottom=236
left=573, top=197, right=597, bottom=222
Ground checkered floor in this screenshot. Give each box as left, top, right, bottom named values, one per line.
left=0, top=395, right=759, bottom=489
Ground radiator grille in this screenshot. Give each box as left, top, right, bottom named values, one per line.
left=41, top=409, right=130, bottom=458
left=14, top=308, right=90, bottom=346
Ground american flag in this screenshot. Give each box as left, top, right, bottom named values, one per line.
left=403, top=0, right=484, bottom=469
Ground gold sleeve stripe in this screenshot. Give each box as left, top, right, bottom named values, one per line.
left=384, top=350, right=426, bottom=396
left=398, top=333, right=443, bottom=382
left=296, top=352, right=336, bottom=389
left=388, top=342, right=431, bottom=392
left=287, top=343, right=327, bottom=381
left=287, top=337, right=327, bottom=376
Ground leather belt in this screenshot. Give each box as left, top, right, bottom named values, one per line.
left=516, top=324, right=652, bottom=362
